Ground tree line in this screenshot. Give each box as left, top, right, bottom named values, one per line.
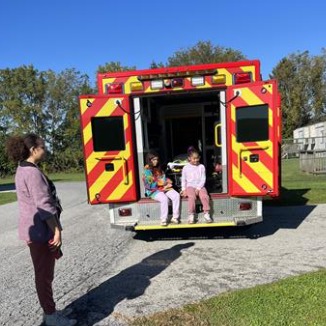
left=1, top=41, right=326, bottom=175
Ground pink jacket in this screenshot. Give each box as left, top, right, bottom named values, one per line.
left=15, top=162, right=58, bottom=243
left=181, top=163, right=206, bottom=191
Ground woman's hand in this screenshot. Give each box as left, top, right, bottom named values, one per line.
left=48, top=228, right=62, bottom=252
left=180, top=190, right=187, bottom=197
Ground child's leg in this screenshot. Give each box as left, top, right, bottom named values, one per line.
left=153, top=192, right=169, bottom=221
left=186, top=187, right=196, bottom=214
left=198, top=187, right=210, bottom=212
left=166, top=189, right=180, bottom=218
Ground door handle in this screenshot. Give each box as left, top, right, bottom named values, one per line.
left=214, top=123, right=222, bottom=147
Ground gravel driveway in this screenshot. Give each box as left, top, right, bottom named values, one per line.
left=0, top=182, right=325, bottom=326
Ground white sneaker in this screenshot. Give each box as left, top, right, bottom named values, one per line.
left=44, top=311, right=77, bottom=326
left=204, top=212, right=213, bottom=223
left=161, top=220, right=168, bottom=226
left=170, top=217, right=180, bottom=224
left=187, top=214, right=195, bottom=224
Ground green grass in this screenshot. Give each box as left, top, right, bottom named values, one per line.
left=266, top=158, right=326, bottom=205
left=130, top=269, right=326, bottom=326
left=0, top=172, right=85, bottom=205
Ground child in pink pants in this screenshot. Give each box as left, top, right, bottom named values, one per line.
left=180, top=147, right=212, bottom=224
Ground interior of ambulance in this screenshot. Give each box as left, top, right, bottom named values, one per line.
left=137, top=90, right=224, bottom=194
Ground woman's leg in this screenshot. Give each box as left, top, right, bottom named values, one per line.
left=153, top=192, right=169, bottom=222
left=28, top=242, right=56, bottom=315
left=186, top=187, right=196, bottom=214
left=166, top=189, right=180, bottom=218
left=198, top=187, right=210, bottom=212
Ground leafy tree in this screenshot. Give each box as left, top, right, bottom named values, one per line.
left=97, top=61, right=136, bottom=73
left=167, top=41, right=246, bottom=66
left=0, top=65, right=48, bottom=136
left=44, top=69, right=94, bottom=171
left=0, top=66, right=94, bottom=174
left=271, top=51, right=326, bottom=138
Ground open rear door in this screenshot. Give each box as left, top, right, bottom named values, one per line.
left=227, top=80, right=280, bottom=197
left=79, top=95, right=138, bottom=204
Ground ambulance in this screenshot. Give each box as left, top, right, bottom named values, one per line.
left=79, top=60, right=281, bottom=231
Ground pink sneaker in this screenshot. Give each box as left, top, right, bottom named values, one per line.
left=187, top=214, right=195, bottom=224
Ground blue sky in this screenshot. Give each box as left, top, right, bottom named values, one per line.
left=1, top=0, right=325, bottom=85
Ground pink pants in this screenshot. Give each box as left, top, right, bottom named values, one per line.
left=28, top=242, right=56, bottom=314
left=153, top=189, right=180, bottom=222
left=186, top=187, right=210, bottom=214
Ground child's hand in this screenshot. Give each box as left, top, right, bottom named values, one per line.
left=164, top=184, right=172, bottom=190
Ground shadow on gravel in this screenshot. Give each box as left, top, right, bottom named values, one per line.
left=67, top=242, right=195, bottom=325
left=133, top=205, right=316, bottom=241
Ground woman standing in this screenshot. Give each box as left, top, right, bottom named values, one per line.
left=143, top=151, right=180, bottom=226
left=5, top=134, right=76, bottom=326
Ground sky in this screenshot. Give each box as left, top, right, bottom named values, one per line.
left=1, top=0, right=326, bottom=86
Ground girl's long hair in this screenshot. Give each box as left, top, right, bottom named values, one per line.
left=145, top=151, right=163, bottom=175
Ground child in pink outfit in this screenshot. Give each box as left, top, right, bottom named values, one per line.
left=180, top=147, right=213, bottom=224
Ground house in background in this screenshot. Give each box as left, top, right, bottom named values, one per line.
left=292, top=122, right=326, bottom=173
left=293, top=122, right=326, bottom=151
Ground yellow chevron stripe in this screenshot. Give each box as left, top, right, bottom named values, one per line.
left=215, top=68, right=233, bottom=85
left=83, top=123, right=92, bottom=146
left=231, top=134, right=273, bottom=188
left=107, top=169, right=134, bottom=200
left=269, top=107, right=273, bottom=128
left=240, top=66, right=257, bottom=81
left=80, top=98, right=95, bottom=115
left=240, top=87, right=264, bottom=105
left=124, top=76, right=141, bottom=94
left=88, top=142, right=132, bottom=198
left=232, top=163, right=260, bottom=192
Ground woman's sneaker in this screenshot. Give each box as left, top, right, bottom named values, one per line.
left=44, top=311, right=77, bottom=326
left=170, top=217, right=180, bottom=224
left=204, top=212, right=213, bottom=223
left=161, top=220, right=168, bottom=226
left=187, top=214, right=195, bottom=224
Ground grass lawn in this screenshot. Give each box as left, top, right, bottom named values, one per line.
left=0, top=172, right=85, bottom=205
left=131, top=269, right=326, bottom=326
left=266, top=158, right=326, bottom=206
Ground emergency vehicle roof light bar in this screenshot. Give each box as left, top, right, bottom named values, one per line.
left=137, top=69, right=218, bottom=81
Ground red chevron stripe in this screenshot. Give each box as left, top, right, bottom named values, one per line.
left=93, top=165, right=126, bottom=201
left=239, top=159, right=272, bottom=189
left=231, top=178, right=247, bottom=194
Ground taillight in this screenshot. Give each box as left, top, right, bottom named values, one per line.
left=239, top=202, right=252, bottom=211
left=118, top=208, right=132, bottom=216
left=234, top=72, right=251, bottom=84
left=106, top=83, right=123, bottom=94
left=171, top=78, right=183, bottom=88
